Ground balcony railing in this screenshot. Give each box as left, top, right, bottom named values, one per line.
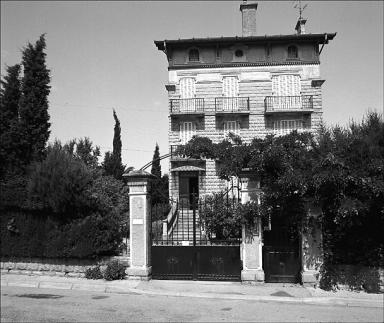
left=170, top=145, right=182, bottom=157
left=269, top=128, right=311, bottom=137
left=264, top=95, right=313, bottom=113
left=215, top=97, right=250, bottom=113
left=170, top=98, right=205, bottom=114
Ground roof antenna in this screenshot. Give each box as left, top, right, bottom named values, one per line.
left=293, top=0, right=308, bottom=34
left=293, top=0, right=307, bottom=20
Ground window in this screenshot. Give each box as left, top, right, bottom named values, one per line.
left=222, top=76, right=239, bottom=111
left=188, top=49, right=200, bottom=62
left=223, top=120, right=240, bottom=135
left=179, top=77, right=196, bottom=112
left=272, top=74, right=301, bottom=110
left=180, top=122, right=196, bottom=144
left=287, top=45, right=298, bottom=59
left=223, top=76, right=239, bottom=97
left=235, top=49, right=244, bottom=58
left=180, top=78, right=195, bottom=99
left=272, top=75, right=300, bottom=96
left=273, top=119, right=304, bottom=135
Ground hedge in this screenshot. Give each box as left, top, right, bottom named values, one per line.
left=1, top=210, right=123, bottom=259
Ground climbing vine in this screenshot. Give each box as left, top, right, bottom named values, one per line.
left=180, top=113, right=384, bottom=292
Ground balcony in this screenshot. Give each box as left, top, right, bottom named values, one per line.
left=215, top=97, right=250, bottom=114
left=264, top=96, right=313, bottom=114
left=170, top=98, right=205, bottom=115
left=268, top=127, right=311, bottom=137
left=170, top=145, right=201, bottom=160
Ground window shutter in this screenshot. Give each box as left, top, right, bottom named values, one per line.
left=180, top=121, right=196, bottom=144
left=223, top=77, right=239, bottom=97
left=272, top=75, right=300, bottom=96
left=180, top=78, right=195, bottom=99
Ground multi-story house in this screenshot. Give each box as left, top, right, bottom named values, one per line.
left=155, top=2, right=335, bottom=205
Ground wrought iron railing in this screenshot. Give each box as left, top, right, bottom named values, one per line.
left=215, top=97, right=250, bottom=113
left=170, top=145, right=184, bottom=158
left=269, top=127, right=311, bottom=136
left=264, top=95, right=313, bottom=112
left=170, top=98, right=205, bottom=114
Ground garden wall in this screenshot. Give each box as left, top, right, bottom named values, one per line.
left=0, top=256, right=129, bottom=277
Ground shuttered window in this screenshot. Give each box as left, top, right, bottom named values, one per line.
left=273, top=119, right=303, bottom=135
left=272, top=75, right=300, bottom=96
left=180, top=78, right=196, bottom=112
left=222, top=76, right=239, bottom=111
left=180, top=122, right=196, bottom=144
left=180, top=78, right=195, bottom=99
left=272, top=75, right=301, bottom=110
left=223, top=76, right=239, bottom=97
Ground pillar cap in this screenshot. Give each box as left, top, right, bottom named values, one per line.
left=123, top=169, right=155, bottom=180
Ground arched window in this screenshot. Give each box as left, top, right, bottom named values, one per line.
left=287, top=45, right=298, bottom=59
left=188, top=49, right=200, bottom=62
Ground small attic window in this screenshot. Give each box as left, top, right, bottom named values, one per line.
left=288, top=45, right=298, bottom=59
left=188, top=49, right=200, bottom=62
left=235, top=49, right=244, bottom=58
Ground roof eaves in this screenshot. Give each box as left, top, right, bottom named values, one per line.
left=154, top=33, right=337, bottom=47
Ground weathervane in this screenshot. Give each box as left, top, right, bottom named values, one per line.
left=293, top=0, right=308, bottom=20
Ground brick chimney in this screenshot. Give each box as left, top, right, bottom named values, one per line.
left=240, top=1, right=258, bottom=37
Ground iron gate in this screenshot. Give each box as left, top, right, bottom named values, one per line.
left=151, top=195, right=241, bottom=281
left=262, top=216, right=301, bottom=283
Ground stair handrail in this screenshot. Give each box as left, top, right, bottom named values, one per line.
left=162, top=199, right=179, bottom=237
left=167, top=199, right=179, bottom=234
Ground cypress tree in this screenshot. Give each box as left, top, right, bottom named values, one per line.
left=103, top=109, right=125, bottom=179
left=150, top=143, right=161, bottom=179
left=0, top=64, right=21, bottom=175
left=18, top=34, right=51, bottom=165
left=150, top=143, right=163, bottom=205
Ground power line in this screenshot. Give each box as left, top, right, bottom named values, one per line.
left=99, top=146, right=154, bottom=153
left=50, top=102, right=165, bottom=113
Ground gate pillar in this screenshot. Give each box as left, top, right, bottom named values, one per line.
left=239, top=173, right=265, bottom=283
left=124, top=170, right=154, bottom=280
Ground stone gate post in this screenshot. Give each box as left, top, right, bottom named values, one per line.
left=124, top=170, right=154, bottom=280
left=239, top=171, right=264, bottom=283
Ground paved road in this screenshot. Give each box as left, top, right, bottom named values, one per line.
left=1, top=286, right=383, bottom=322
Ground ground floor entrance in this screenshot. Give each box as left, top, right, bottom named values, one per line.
left=151, top=186, right=242, bottom=281
left=262, top=215, right=301, bottom=283
left=178, top=173, right=199, bottom=208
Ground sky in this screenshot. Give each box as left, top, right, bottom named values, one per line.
left=1, top=1, right=383, bottom=171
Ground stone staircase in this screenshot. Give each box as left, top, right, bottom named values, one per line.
left=169, top=208, right=204, bottom=241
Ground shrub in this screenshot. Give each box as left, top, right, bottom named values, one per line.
left=1, top=210, right=123, bottom=259
left=27, top=143, right=93, bottom=220
left=319, top=264, right=381, bottom=293
left=0, top=173, right=28, bottom=209
left=85, top=266, right=103, bottom=280
left=103, top=260, right=126, bottom=281
left=45, top=212, right=123, bottom=258
left=200, top=193, right=241, bottom=240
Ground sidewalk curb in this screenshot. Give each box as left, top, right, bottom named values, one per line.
left=2, top=279, right=382, bottom=308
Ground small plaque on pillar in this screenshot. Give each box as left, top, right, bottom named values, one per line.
left=133, top=219, right=144, bottom=225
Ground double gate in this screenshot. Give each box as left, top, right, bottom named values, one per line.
left=151, top=197, right=241, bottom=281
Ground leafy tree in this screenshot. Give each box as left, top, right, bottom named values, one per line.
left=27, top=141, right=93, bottom=220
left=63, top=137, right=100, bottom=170
left=18, top=34, right=51, bottom=165
left=103, top=109, right=125, bottom=179
left=0, top=64, right=21, bottom=175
